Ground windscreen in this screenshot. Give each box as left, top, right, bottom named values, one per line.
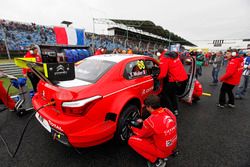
left=75, top=59, right=116, bottom=83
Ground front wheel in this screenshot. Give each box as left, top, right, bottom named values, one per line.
left=114, top=105, right=140, bottom=143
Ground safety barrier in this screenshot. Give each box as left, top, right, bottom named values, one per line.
left=0, top=63, right=22, bottom=76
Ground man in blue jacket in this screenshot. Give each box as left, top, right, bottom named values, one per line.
left=235, top=50, right=250, bottom=99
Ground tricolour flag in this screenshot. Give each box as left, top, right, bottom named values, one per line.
left=53, top=27, right=85, bottom=45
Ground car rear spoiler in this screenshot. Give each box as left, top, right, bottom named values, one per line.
left=14, top=44, right=88, bottom=85
left=27, top=62, right=54, bottom=85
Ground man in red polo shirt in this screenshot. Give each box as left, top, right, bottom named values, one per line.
left=22, top=45, right=42, bottom=92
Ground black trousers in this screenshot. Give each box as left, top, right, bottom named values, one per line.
left=160, top=80, right=187, bottom=112
left=27, top=72, right=40, bottom=92
left=219, top=82, right=235, bottom=105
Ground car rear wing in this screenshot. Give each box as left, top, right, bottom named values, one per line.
left=27, top=62, right=54, bottom=85
left=38, top=44, right=90, bottom=63
left=14, top=44, right=92, bottom=84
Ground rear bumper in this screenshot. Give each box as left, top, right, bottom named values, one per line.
left=68, top=121, right=116, bottom=147
left=50, top=119, right=116, bottom=148
left=33, top=97, right=116, bottom=148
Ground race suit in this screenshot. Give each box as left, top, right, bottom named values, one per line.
left=128, top=107, right=177, bottom=163
left=158, top=52, right=188, bottom=112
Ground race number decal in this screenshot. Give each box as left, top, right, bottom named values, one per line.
left=137, top=60, right=145, bottom=70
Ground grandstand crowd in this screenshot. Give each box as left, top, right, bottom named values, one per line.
left=0, top=19, right=166, bottom=56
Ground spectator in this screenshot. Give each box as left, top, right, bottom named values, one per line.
left=210, top=51, right=224, bottom=86
left=218, top=51, right=244, bottom=108
left=127, top=47, right=133, bottom=54
left=88, top=44, right=94, bottom=56
left=195, top=49, right=205, bottom=78
left=121, top=50, right=127, bottom=54
left=112, top=47, right=121, bottom=54
left=235, top=50, right=250, bottom=99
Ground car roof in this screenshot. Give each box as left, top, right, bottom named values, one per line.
left=87, top=54, right=145, bottom=63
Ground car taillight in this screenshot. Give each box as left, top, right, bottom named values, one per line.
left=62, top=95, right=102, bottom=116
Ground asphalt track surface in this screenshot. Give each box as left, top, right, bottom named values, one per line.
left=0, top=65, right=250, bottom=167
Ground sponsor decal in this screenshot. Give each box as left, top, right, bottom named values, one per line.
left=142, top=86, right=154, bottom=95
left=48, top=120, right=63, bottom=132
left=46, top=63, right=75, bottom=81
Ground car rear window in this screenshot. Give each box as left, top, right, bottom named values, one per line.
left=75, top=59, right=116, bottom=83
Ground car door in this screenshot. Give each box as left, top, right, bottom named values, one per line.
left=122, top=58, right=158, bottom=100
left=144, top=58, right=162, bottom=95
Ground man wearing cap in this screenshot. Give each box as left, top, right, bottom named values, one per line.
left=158, top=51, right=188, bottom=116
left=235, top=50, right=250, bottom=99
left=22, top=45, right=42, bottom=92
left=218, top=51, right=244, bottom=108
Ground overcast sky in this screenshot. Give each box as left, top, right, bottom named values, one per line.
left=0, top=0, right=249, bottom=46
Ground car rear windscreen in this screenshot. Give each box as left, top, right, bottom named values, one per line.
left=75, top=59, right=116, bottom=83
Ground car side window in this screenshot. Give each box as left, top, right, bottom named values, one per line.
left=124, top=60, right=147, bottom=79
left=145, top=60, right=159, bottom=75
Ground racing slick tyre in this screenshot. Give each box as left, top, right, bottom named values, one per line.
left=114, top=104, right=140, bottom=143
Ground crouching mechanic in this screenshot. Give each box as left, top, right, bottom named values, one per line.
left=128, top=95, right=177, bottom=167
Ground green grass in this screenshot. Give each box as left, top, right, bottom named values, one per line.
left=0, top=75, right=33, bottom=95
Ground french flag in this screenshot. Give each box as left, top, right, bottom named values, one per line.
left=53, top=27, right=85, bottom=45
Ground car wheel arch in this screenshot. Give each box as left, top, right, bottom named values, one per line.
left=110, top=96, right=142, bottom=121
left=114, top=98, right=141, bottom=143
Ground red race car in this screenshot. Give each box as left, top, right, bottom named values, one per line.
left=33, top=55, right=162, bottom=147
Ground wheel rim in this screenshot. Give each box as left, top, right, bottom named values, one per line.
left=120, top=107, right=140, bottom=141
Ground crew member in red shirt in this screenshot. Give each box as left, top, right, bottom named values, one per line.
left=218, top=51, right=244, bottom=108
left=128, top=94, right=177, bottom=167
left=22, top=45, right=42, bottom=92
left=158, top=51, right=188, bottom=116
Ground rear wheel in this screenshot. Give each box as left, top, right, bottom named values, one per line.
left=115, top=105, right=140, bottom=143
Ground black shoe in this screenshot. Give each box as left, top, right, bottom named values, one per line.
left=235, top=95, right=242, bottom=100
left=173, top=110, right=179, bottom=116
left=217, top=104, right=225, bottom=108
left=209, top=83, right=218, bottom=86
left=147, top=159, right=166, bottom=167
